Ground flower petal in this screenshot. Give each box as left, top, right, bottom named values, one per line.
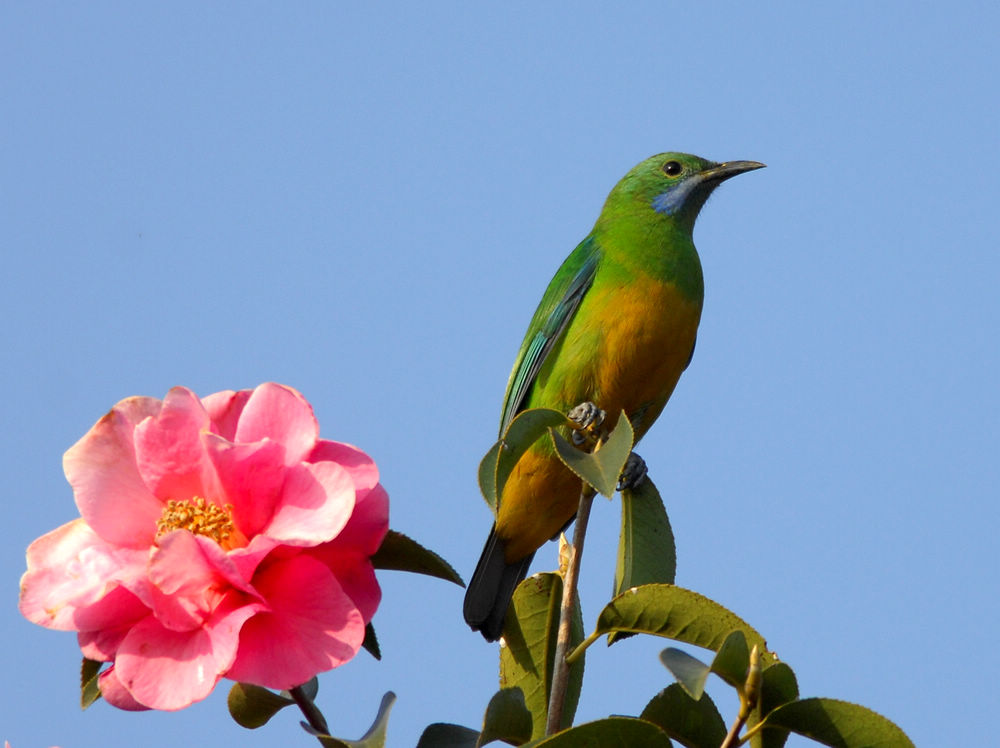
left=133, top=387, right=223, bottom=504
left=225, top=554, right=364, bottom=689
left=309, top=440, right=380, bottom=493
left=148, top=532, right=262, bottom=631
left=201, top=389, right=252, bottom=440
left=264, top=461, right=355, bottom=546
left=323, top=483, right=389, bottom=556
left=64, top=398, right=163, bottom=548
left=114, top=594, right=260, bottom=710
left=204, top=433, right=286, bottom=540
left=234, top=383, right=318, bottom=466
left=99, top=665, right=151, bottom=711
left=19, top=519, right=148, bottom=630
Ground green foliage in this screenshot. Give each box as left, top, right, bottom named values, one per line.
left=302, top=691, right=396, bottom=748
left=639, top=684, right=727, bottom=748
left=749, top=662, right=799, bottom=748
left=361, top=622, right=381, bottom=660
left=478, top=408, right=572, bottom=511
left=659, top=630, right=751, bottom=700
left=480, top=688, right=533, bottom=746
left=523, top=717, right=673, bottom=747
left=549, top=410, right=633, bottom=498
left=615, top=477, right=676, bottom=596
left=227, top=677, right=320, bottom=730
left=371, top=529, right=464, bottom=586
left=80, top=657, right=102, bottom=710
left=500, top=573, right=585, bottom=740
left=227, top=682, right=295, bottom=729
left=757, top=698, right=915, bottom=748
left=416, top=723, right=481, bottom=748
left=580, top=583, right=772, bottom=665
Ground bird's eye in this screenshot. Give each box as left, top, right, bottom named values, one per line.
left=662, top=160, right=683, bottom=177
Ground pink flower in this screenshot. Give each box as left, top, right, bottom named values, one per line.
left=19, top=384, right=388, bottom=711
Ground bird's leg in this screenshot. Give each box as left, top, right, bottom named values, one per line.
left=618, top=451, right=648, bottom=491
left=567, top=401, right=606, bottom=447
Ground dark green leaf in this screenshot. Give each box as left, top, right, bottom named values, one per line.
left=362, top=622, right=381, bottom=660
left=371, top=530, right=464, bottom=586
left=303, top=691, right=396, bottom=748
left=615, top=477, right=675, bottom=596
left=659, top=648, right=711, bottom=700
left=524, top=717, right=673, bottom=747
left=749, top=662, right=799, bottom=748
left=228, top=682, right=294, bottom=729
left=761, top=698, right=914, bottom=748
left=80, top=657, right=102, bottom=710
left=500, top=573, right=584, bottom=740
left=497, top=408, right=573, bottom=499
left=639, top=684, right=727, bottom=748
left=479, top=688, right=533, bottom=747
left=710, top=630, right=750, bottom=689
left=549, top=410, right=633, bottom=498
left=589, top=584, right=774, bottom=667
left=281, top=676, right=319, bottom=701
left=478, top=440, right=503, bottom=512
left=417, top=724, right=481, bottom=748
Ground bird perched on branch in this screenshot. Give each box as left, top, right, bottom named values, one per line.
left=463, top=153, right=764, bottom=641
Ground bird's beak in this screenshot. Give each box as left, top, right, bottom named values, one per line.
left=699, top=160, right=766, bottom=183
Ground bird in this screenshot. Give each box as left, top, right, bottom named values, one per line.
left=462, top=153, right=765, bottom=641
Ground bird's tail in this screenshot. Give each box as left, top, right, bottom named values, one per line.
left=463, top=526, right=534, bottom=641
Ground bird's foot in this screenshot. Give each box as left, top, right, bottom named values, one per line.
left=567, top=401, right=606, bottom=446
left=618, top=452, right=648, bottom=491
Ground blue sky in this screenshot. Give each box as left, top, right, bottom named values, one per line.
left=3, top=3, right=997, bottom=746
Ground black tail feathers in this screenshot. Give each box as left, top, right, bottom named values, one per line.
left=463, top=527, right=534, bottom=641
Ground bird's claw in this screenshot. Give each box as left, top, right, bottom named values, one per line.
left=567, top=402, right=606, bottom=446
left=618, top=452, right=648, bottom=491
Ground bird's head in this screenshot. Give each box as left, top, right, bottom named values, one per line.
left=602, top=152, right=765, bottom=233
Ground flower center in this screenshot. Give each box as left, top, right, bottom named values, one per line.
left=156, top=497, right=244, bottom=550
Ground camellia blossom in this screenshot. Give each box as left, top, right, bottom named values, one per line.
left=19, top=383, right=388, bottom=711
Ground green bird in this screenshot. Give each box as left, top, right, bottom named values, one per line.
left=463, top=153, right=764, bottom=641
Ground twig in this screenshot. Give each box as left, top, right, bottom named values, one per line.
left=289, top=684, right=331, bottom=740
left=545, top=483, right=597, bottom=736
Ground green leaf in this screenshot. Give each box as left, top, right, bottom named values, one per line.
left=499, top=408, right=573, bottom=496
left=615, top=476, right=676, bottom=595
left=362, top=622, right=381, bottom=660
left=479, top=687, right=533, bottom=747
left=610, top=476, right=676, bottom=645
left=417, top=724, right=481, bottom=748
left=639, top=684, right=727, bottom=748
left=478, top=440, right=503, bottom=511
left=549, top=410, right=633, bottom=498
left=659, top=648, right=711, bottom=700
left=281, top=676, right=319, bottom=701
left=524, top=717, right=673, bottom=747
left=228, top=682, right=294, bottom=729
left=478, top=409, right=571, bottom=512
left=371, top=529, right=464, bottom=586
left=500, top=572, right=584, bottom=740
left=710, top=630, right=750, bottom=689
left=749, top=663, right=799, bottom=748
left=80, top=657, right=102, bottom=710
left=586, top=584, right=774, bottom=667
left=304, top=691, right=396, bottom=748
left=759, top=698, right=914, bottom=748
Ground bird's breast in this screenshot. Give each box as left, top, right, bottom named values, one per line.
left=556, top=273, right=702, bottom=438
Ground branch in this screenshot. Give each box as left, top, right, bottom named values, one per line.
left=545, top=483, right=596, bottom=736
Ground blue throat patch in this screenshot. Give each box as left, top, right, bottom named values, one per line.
left=652, top=179, right=699, bottom=216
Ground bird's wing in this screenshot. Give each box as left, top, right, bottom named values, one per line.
left=499, top=236, right=601, bottom=436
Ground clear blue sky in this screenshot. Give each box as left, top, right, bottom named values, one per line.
left=3, top=3, right=997, bottom=746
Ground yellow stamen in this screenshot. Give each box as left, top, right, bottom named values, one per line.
left=156, top=497, right=245, bottom=550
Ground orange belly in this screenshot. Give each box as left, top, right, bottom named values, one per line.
left=496, top=275, right=701, bottom=561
